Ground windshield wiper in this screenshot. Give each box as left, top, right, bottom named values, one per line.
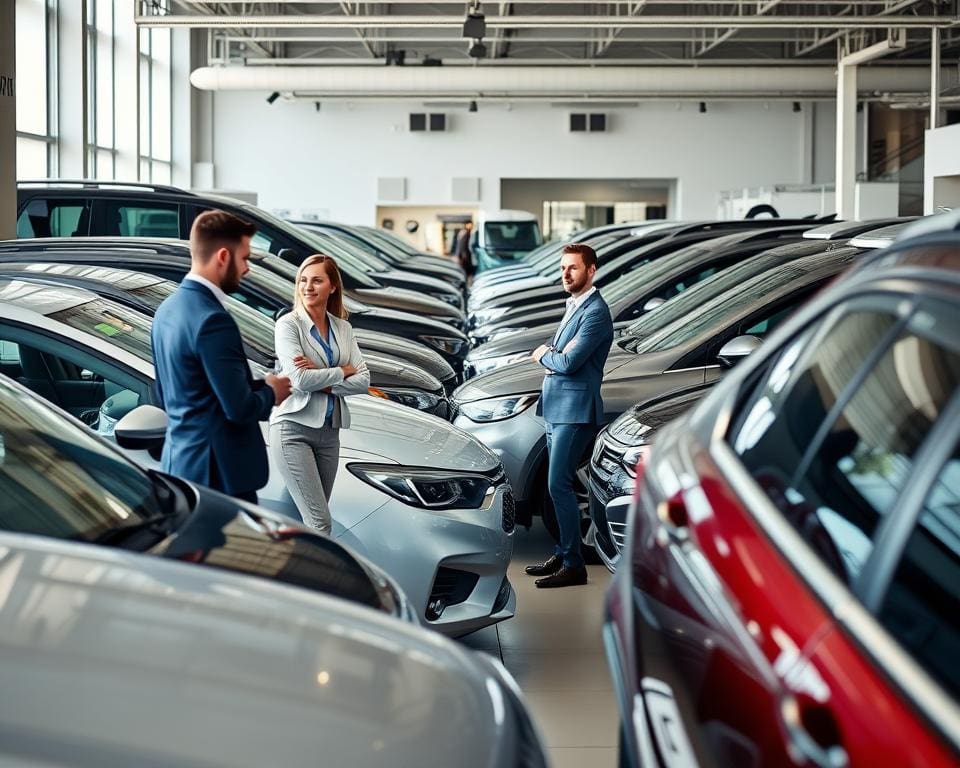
left=90, top=514, right=176, bottom=549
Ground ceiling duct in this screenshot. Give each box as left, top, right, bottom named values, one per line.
left=190, top=65, right=936, bottom=99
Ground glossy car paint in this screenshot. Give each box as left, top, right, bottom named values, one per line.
left=0, top=373, right=415, bottom=621
left=0, top=531, right=546, bottom=767
left=0, top=239, right=471, bottom=372
left=0, top=282, right=515, bottom=635
left=453, top=246, right=859, bottom=525
left=605, top=235, right=960, bottom=768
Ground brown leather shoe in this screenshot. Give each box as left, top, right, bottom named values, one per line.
left=535, top=565, right=588, bottom=589
left=524, top=555, right=563, bottom=577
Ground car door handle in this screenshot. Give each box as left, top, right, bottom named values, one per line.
left=779, top=695, right=849, bottom=768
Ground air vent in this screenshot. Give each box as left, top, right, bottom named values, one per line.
left=570, top=113, right=608, bottom=132
left=410, top=112, right=448, bottom=132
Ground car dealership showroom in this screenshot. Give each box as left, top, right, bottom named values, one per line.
left=2, top=1, right=960, bottom=766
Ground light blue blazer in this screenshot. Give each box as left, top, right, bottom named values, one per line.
left=535, top=291, right=614, bottom=425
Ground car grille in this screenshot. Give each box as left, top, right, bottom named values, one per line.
left=426, top=567, right=480, bottom=620
left=502, top=489, right=516, bottom=533
left=608, top=520, right=628, bottom=555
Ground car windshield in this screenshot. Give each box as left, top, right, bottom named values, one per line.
left=0, top=376, right=168, bottom=541
left=307, top=229, right=389, bottom=274
left=126, top=282, right=275, bottom=365
left=239, top=204, right=381, bottom=288
left=362, top=226, right=418, bottom=257
left=48, top=296, right=154, bottom=361
left=604, top=244, right=712, bottom=303
left=484, top=221, right=542, bottom=255
left=619, top=241, right=832, bottom=348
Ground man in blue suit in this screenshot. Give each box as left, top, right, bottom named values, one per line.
left=152, top=210, right=292, bottom=503
left=527, top=243, right=613, bottom=588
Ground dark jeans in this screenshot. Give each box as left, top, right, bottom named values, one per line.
left=545, top=421, right=596, bottom=568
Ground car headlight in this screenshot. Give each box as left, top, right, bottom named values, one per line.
left=421, top=334, right=466, bottom=356
left=368, top=387, right=442, bottom=413
left=469, top=353, right=531, bottom=376
left=347, top=464, right=495, bottom=510
left=622, top=444, right=652, bottom=478
left=607, top=411, right=654, bottom=445
left=458, top=393, right=538, bottom=423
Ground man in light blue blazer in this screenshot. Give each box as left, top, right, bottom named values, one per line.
left=152, top=210, right=292, bottom=503
left=527, top=243, right=613, bottom=588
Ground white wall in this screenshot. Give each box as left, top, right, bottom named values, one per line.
left=924, top=123, right=960, bottom=215
left=211, top=94, right=830, bottom=224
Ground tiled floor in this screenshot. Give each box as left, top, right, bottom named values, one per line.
left=460, top=523, right=619, bottom=768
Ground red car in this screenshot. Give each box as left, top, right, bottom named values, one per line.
left=605, top=229, right=960, bottom=767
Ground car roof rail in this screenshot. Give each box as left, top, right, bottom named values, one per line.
left=17, top=179, right=192, bottom=195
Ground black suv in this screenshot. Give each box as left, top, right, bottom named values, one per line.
left=15, top=180, right=465, bottom=329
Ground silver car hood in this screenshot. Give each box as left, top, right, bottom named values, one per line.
left=455, top=346, right=652, bottom=402
left=470, top=274, right=551, bottom=306
left=345, top=395, right=500, bottom=472
left=0, top=532, right=519, bottom=768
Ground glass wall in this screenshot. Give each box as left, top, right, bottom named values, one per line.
left=15, top=0, right=55, bottom=178
left=14, top=0, right=175, bottom=183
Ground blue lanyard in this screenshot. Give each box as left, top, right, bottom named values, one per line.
left=309, top=323, right=337, bottom=425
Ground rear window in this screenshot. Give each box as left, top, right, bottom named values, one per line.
left=49, top=298, right=154, bottom=362
left=484, top=221, right=542, bottom=252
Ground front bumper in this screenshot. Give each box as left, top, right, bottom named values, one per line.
left=588, top=432, right=638, bottom=571
left=339, top=481, right=516, bottom=636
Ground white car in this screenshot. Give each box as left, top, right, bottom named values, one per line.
left=0, top=531, right=546, bottom=767
left=0, top=278, right=516, bottom=636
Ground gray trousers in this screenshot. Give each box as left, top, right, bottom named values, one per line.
left=269, top=420, right=340, bottom=536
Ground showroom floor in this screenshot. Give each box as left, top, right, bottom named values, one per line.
left=460, top=524, right=618, bottom=768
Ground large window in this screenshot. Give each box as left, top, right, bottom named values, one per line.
left=86, top=0, right=116, bottom=179
left=139, top=17, right=172, bottom=184
left=15, top=0, right=55, bottom=178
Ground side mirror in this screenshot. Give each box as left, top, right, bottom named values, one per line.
left=717, top=335, right=761, bottom=368
left=115, top=405, right=168, bottom=452
left=274, top=305, right=292, bottom=321
left=642, top=297, right=666, bottom=312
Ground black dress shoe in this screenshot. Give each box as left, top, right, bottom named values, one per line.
left=535, top=565, right=588, bottom=589
left=524, top=555, right=563, bottom=577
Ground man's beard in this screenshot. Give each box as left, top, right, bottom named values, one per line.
left=222, top=260, right=242, bottom=293
left=564, top=275, right=587, bottom=295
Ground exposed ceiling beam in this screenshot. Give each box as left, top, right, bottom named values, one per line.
left=696, top=0, right=786, bottom=57
left=137, top=14, right=960, bottom=30
left=593, top=1, right=649, bottom=58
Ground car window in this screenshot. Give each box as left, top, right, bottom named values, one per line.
left=16, top=198, right=91, bottom=237
left=484, top=222, right=542, bottom=252
left=0, top=376, right=165, bottom=542
left=0, top=333, right=150, bottom=434
left=100, top=201, right=180, bottom=237
left=731, top=301, right=960, bottom=583
left=878, top=438, right=960, bottom=701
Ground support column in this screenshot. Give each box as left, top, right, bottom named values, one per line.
left=930, top=27, right=940, bottom=131
left=0, top=0, right=16, bottom=238
left=834, top=31, right=906, bottom=220
left=835, top=61, right=858, bottom=219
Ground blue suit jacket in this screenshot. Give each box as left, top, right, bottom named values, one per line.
left=151, top=280, right=274, bottom=495
left=536, top=291, right=614, bottom=425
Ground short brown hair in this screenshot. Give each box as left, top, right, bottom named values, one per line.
left=189, top=209, right=257, bottom=264
left=294, top=254, right=348, bottom=320
left=562, top=242, right=598, bottom=269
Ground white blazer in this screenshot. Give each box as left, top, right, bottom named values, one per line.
left=270, top=310, right=371, bottom=429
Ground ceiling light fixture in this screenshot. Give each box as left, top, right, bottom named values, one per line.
left=699, top=101, right=707, bottom=113
left=468, top=100, right=478, bottom=112
left=266, top=91, right=280, bottom=104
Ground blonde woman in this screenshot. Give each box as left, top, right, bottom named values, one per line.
left=270, top=254, right=370, bottom=535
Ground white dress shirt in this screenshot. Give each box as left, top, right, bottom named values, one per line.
left=184, top=273, right=229, bottom=308
left=553, top=286, right=597, bottom=344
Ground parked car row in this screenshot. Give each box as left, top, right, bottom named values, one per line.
left=2, top=180, right=552, bottom=765
left=455, top=209, right=960, bottom=766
